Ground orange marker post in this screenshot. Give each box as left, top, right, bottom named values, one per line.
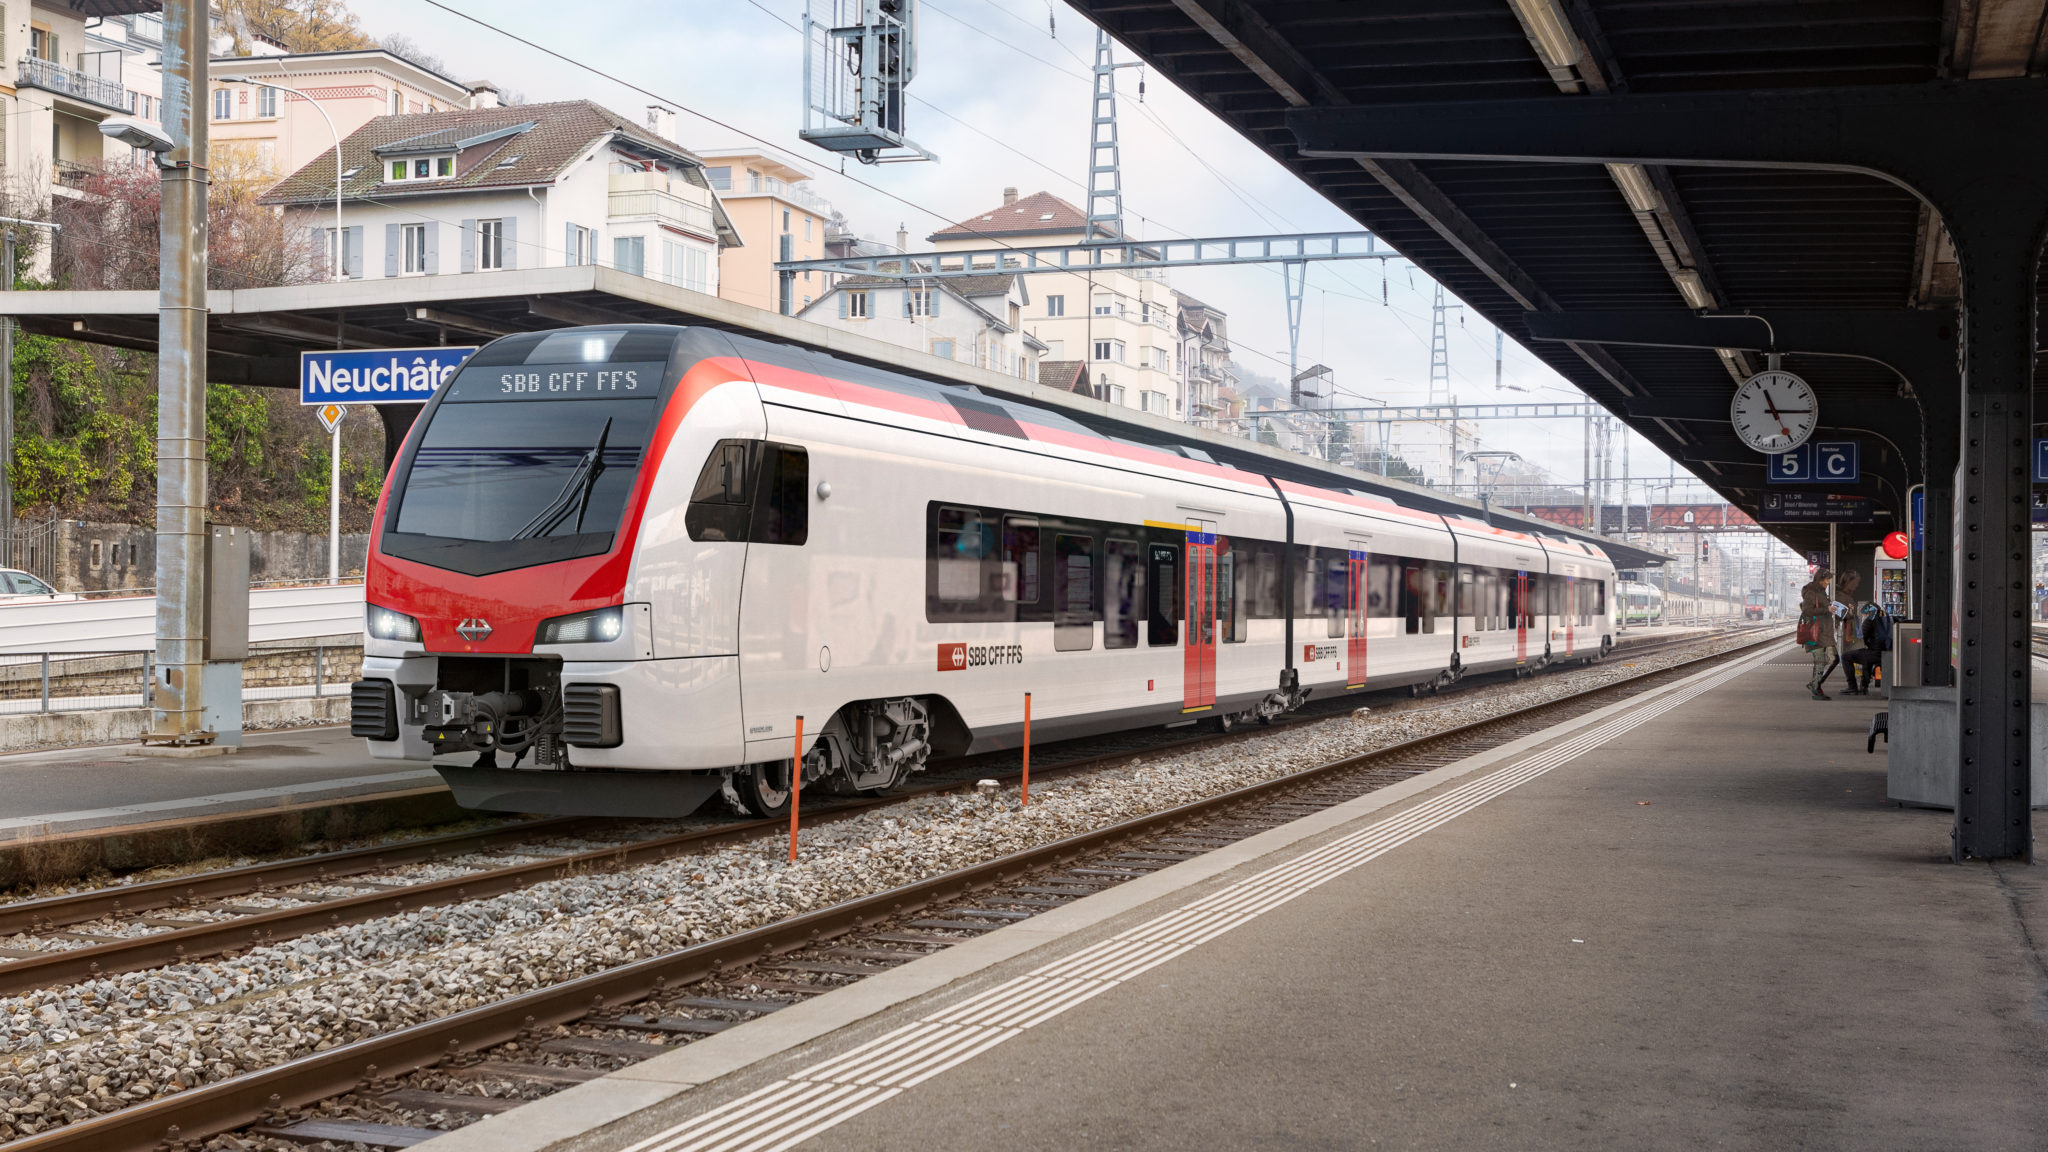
left=788, top=715, right=804, bottom=863
left=1021, top=693, right=1031, bottom=808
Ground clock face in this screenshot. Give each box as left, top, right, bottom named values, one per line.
left=1730, top=369, right=1818, bottom=454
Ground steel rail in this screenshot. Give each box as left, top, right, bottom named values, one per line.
left=0, top=630, right=1785, bottom=1152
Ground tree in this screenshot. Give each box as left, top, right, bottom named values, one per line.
left=216, top=0, right=375, bottom=55
left=51, top=159, right=316, bottom=290
left=378, top=33, right=453, bottom=79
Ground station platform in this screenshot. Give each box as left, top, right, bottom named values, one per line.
left=0, top=727, right=436, bottom=842
left=439, top=643, right=2045, bottom=1152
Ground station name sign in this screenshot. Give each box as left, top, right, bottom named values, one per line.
left=300, top=347, right=478, bottom=405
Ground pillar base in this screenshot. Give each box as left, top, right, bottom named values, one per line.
left=1886, top=686, right=2048, bottom=809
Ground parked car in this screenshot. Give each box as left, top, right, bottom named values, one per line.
left=0, top=569, right=76, bottom=602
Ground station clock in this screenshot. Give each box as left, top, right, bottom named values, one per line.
left=1729, top=367, right=1818, bottom=454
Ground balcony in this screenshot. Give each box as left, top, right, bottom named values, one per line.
left=608, top=188, right=715, bottom=237
left=17, top=57, right=126, bottom=113
left=52, top=158, right=92, bottom=191
left=712, top=172, right=833, bottom=215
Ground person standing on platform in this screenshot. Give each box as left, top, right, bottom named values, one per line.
left=1799, top=569, right=1837, bottom=700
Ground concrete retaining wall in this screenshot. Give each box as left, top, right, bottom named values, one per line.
left=0, top=693, right=348, bottom=753
left=37, top=521, right=371, bottom=594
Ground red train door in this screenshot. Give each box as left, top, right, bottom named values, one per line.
left=1515, top=570, right=1529, bottom=665
left=1184, top=532, right=1217, bottom=711
left=1347, top=550, right=1368, bottom=688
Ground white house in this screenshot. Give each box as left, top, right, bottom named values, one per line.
left=796, top=272, right=1047, bottom=381
left=260, top=100, right=740, bottom=292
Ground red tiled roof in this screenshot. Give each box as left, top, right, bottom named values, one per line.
left=1036, top=360, right=1090, bottom=394
left=929, top=191, right=1115, bottom=242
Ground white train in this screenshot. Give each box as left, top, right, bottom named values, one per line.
left=353, top=326, right=1616, bottom=818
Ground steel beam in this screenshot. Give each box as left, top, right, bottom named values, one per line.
left=773, top=231, right=1394, bottom=279
left=1293, top=84, right=2039, bottom=860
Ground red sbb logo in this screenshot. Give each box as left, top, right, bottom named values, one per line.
left=938, top=642, right=967, bottom=671
left=1304, top=644, right=1317, bottom=662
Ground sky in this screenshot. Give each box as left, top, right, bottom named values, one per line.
left=350, top=0, right=1729, bottom=505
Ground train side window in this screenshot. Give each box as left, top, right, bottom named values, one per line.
left=1323, top=553, right=1346, bottom=639
left=1218, top=544, right=1248, bottom=643
left=1251, top=543, right=1281, bottom=620
left=931, top=505, right=996, bottom=614
left=1458, top=568, right=1477, bottom=631
left=1147, top=543, right=1179, bottom=645
left=1002, top=516, right=1042, bottom=610
left=1104, top=537, right=1143, bottom=649
left=749, top=444, right=809, bottom=546
left=1367, top=555, right=1394, bottom=619
left=685, top=439, right=753, bottom=541
left=1054, top=533, right=1096, bottom=651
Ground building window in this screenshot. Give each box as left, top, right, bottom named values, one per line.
left=931, top=338, right=955, bottom=360
left=258, top=86, right=278, bottom=117
left=400, top=223, right=428, bottom=275
left=804, top=215, right=813, bottom=241
left=1046, top=294, right=1065, bottom=317
left=1141, top=390, right=1170, bottom=414
left=847, top=290, right=869, bottom=318
left=389, top=160, right=405, bottom=182
left=566, top=225, right=591, bottom=267
left=782, top=208, right=791, bottom=230
left=323, top=227, right=359, bottom=279
left=437, top=156, right=452, bottom=177
left=661, top=238, right=684, bottom=286
left=1043, top=339, right=1064, bottom=358
left=212, top=87, right=231, bottom=121
left=388, top=88, right=401, bottom=115
left=704, top=166, right=731, bottom=190
left=1094, top=293, right=1115, bottom=317
left=613, top=235, right=645, bottom=277
left=30, top=28, right=49, bottom=61
left=1093, top=339, right=1124, bottom=363
left=478, top=219, right=504, bottom=271
left=1140, top=300, right=1151, bottom=322
left=685, top=246, right=709, bottom=292
left=908, top=288, right=933, bottom=317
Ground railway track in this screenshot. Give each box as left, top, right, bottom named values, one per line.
left=0, top=624, right=1769, bottom=1001
left=0, top=626, right=1785, bottom=1152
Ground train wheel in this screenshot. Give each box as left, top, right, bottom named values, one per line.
left=734, top=761, right=792, bottom=818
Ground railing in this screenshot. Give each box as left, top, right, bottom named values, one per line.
left=0, top=641, right=361, bottom=716
left=608, top=188, right=715, bottom=235
left=51, top=158, right=92, bottom=190
left=718, top=173, right=834, bottom=215
left=17, top=56, right=126, bottom=111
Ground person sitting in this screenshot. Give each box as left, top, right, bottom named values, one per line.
left=1840, top=602, right=1892, bottom=696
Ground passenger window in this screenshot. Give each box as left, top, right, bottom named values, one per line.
left=1148, top=543, right=1179, bottom=646
left=1002, top=517, right=1041, bottom=607
left=934, top=506, right=994, bottom=603
left=1367, top=555, right=1395, bottom=619
left=1054, top=533, right=1095, bottom=651
left=1104, top=537, right=1143, bottom=649
left=1324, top=553, right=1346, bottom=639
left=685, top=439, right=753, bottom=541
left=1458, top=569, right=1477, bottom=631
left=1252, top=544, right=1281, bottom=619
left=749, top=443, right=808, bottom=545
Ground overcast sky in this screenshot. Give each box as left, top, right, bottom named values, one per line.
left=352, top=0, right=1729, bottom=504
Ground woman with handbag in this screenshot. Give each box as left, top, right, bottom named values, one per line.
left=1798, top=569, right=1837, bottom=700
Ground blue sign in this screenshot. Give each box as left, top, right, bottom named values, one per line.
left=300, top=347, right=476, bottom=405
left=1911, top=489, right=1924, bottom=552
left=1760, top=492, right=1874, bottom=524
left=2034, top=439, right=2048, bottom=483
left=1767, top=441, right=1858, bottom=484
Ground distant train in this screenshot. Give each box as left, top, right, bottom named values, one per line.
left=1619, top=581, right=1664, bottom=625
left=353, top=325, right=1618, bottom=819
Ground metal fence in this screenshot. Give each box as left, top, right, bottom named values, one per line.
left=0, top=642, right=361, bottom=716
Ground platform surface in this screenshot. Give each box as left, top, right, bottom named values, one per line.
left=0, top=727, right=435, bottom=839
left=539, top=645, right=2044, bottom=1152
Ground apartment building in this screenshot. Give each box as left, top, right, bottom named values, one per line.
left=1174, top=291, right=1238, bottom=427
left=928, top=189, right=1180, bottom=416
left=207, top=48, right=480, bottom=180
left=260, top=100, right=737, bottom=292
left=695, top=146, right=837, bottom=313
left=798, top=272, right=1047, bottom=380
left=0, top=0, right=158, bottom=215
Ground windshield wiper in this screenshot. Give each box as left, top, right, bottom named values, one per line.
left=512, top=418, right=612, bottom=540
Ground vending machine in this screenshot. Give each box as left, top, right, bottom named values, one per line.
left=1874, top=555, right=1909, bottom=617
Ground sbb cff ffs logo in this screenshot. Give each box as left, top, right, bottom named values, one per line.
left=936, top=643, right=1024, bottom=671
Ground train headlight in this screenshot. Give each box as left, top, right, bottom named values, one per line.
left=366, top=604, right=422, bottom=642
left=537, top=606, right=624, bottom=644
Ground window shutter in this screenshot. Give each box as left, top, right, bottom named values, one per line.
left=2, top=7, right=9, bottom=58
left=565, top=222, right=576, bottom=266
left=836, top=292, right=846, bottom=319
left=383, top=223, right=399, bottom=277
left=459, top=219, right=474, bottom=273
left=423, top=223, right=439, bottom=275
left=501, top=217, right=517, bottom=270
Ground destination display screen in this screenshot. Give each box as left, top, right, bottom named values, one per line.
left=439, top=361, right=670, bottom=403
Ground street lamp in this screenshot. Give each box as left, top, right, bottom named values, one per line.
left=216, top=79, right=348, bottom=586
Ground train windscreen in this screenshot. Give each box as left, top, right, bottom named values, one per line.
left=382, top=329, right=675, bottom=576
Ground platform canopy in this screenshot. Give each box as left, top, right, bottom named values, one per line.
left=1064, top=1, right=2041, bottom=858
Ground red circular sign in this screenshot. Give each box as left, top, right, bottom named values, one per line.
left=1882, top=531, right=1910, bottom=560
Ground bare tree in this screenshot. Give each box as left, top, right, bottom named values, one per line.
left=52, top=160, right=316, bottom=291
left=378, top=32, right=454, bottom=79
left=216, top=0, right=374, bottom=54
